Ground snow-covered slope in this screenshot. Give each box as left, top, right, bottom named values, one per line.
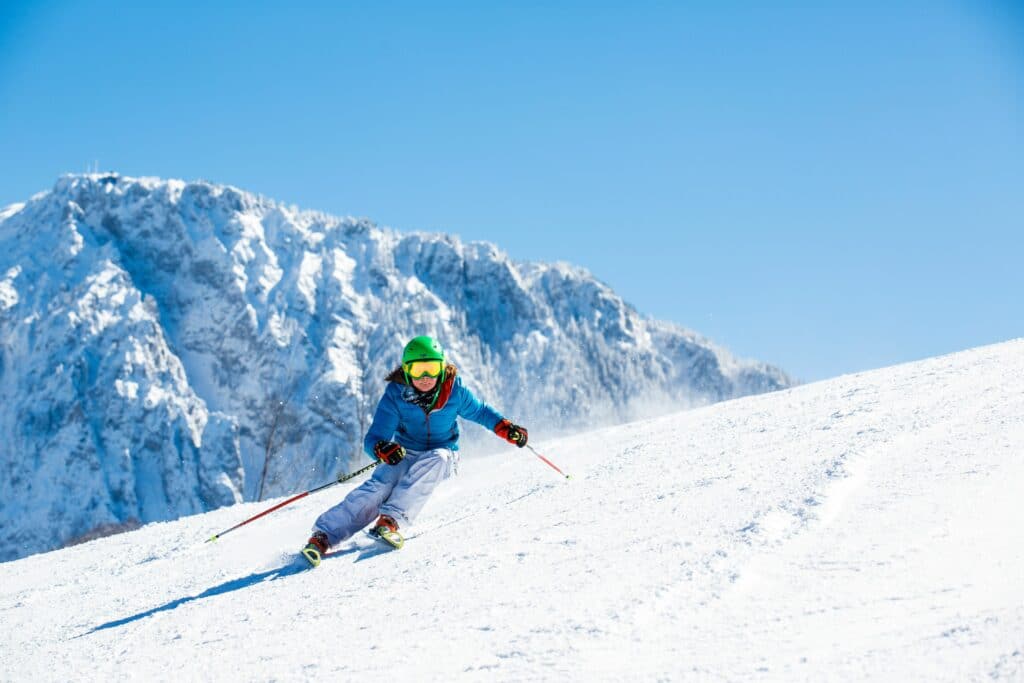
left=1, top=340, right=1021, bottom=680
left=0, top=174, right=789, bottom=562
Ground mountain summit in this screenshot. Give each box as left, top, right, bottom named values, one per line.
left=0, top=173, right=789, bottom=560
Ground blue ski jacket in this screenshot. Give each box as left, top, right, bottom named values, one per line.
left=362, top=365, right=505, bottom=457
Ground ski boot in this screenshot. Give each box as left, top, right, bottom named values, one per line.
left=301, top=531, right=330, bottom=567
left=369, top=514, right=404, bottom=549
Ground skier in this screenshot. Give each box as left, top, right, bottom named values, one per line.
left=301, top=335, right=529, bottom=566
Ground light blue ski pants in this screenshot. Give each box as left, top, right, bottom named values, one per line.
left=314, top=447, right=457, bottom=546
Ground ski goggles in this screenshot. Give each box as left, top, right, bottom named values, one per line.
left=404, top=359, right=444, bottom=379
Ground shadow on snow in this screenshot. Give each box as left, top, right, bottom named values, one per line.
left=78, top=540, right=391, bottom=637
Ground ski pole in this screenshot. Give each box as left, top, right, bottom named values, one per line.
left=206, top=461, right=379, bottom=543
left=525, top=444, right=571, bottom=480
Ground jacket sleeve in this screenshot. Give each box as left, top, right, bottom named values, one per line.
left=456, top=380, right=505, bottom=431
left=362, top=385, right=401, bottom=458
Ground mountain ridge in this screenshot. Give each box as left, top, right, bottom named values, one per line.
left=0, top=173, right=790, bottom=561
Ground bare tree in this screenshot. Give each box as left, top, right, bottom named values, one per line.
left=257, top=378, right=300, bottom=501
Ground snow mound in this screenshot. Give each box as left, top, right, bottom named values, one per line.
left=1, top=339, right=1021, bottom=680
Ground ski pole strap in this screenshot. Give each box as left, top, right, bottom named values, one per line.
left=525, top=444, right=571, bottom=479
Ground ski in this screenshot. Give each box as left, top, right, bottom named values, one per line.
left=366, top=526, right=404, bottom=550
left=300, top=544, right=324, bottom=567
left=300, top=529, right=402, bottom=567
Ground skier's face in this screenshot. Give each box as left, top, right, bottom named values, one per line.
left=412, top=375, right=438, bottom=392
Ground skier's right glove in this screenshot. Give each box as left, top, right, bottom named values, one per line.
left=494, top=419, right=528, bottom=448
left=373, top=440, right=406, bottom=465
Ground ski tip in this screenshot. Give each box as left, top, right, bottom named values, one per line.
left=369, top=526, right=405, bottom=550
left=301, top=547, right=322, bottom=567
left=206, top=535, right=218, bottom=543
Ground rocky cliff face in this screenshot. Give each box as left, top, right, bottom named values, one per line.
left=0, top=174, right=790, bottom=560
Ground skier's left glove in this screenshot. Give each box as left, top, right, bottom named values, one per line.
left=494, top=419, right=528, bottom=448
left=374, top=440, right=407, bottom=465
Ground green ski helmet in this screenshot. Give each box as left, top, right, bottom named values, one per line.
left=402, top=335, right=446, bottom=384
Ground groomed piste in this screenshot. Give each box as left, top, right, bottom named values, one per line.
left=2, top=339, right=1022, bottom=680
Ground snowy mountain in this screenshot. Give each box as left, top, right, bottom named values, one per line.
left=1, top=340, right=1020, bottom=680
left=0, top=174, right=789, bottom=562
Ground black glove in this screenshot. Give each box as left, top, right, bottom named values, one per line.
left=374, top=440, right=406, bottom=465
left=494, top=419, right=528, bottom=448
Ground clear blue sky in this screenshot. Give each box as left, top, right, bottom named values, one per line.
left=2, top=1, right=1022, bottom=381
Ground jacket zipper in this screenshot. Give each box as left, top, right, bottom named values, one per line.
left=415, top=376, right=447, bottom=448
